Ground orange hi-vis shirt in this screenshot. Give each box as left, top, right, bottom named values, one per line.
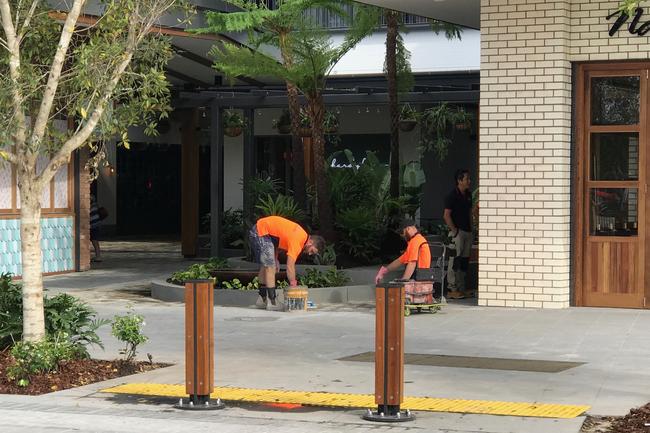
left=255, top=216, right=308, bottom=261
left=398, top=233, right=431, bottom=269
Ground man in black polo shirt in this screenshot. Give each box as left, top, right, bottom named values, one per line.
left=443, top=169, right=473, bottom=299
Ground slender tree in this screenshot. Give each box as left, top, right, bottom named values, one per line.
left=198, top=0, right=346, bottom=211
left=208, top=5, right=380, bottom=239
left=0, top=0, right=189, bottom=341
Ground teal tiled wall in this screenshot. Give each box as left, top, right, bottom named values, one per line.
left=0, top=217, right=74, bottom=275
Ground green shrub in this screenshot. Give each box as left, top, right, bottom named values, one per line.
left=0, top=275, right=107, bottom=354
left=0, top=273, right=23, bottom=349
left=44, top=294, right=109, bottom=358
left=298, top=268, right=350, bottom=288
left=111, top=311, right=148, bottom=362
left=220, top=277, right=288, bottom=290
left=255, top=193, right=305, bottom=222
left=313, top=244, right=337, bottom=266
left=335, top=207, right=383, bottom=264
left=169, top=264, right=214, bottom=285
left=7, top=335, right=77, bottom=387
left=206, top=256, right=229, bottom=270
left=222, top=208, right=244, bottom=247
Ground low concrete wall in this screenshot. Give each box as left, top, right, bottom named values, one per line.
left=151, top=280, right=375, bottom=306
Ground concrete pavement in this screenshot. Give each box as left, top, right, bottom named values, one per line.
left=5, top=241, right=645, bottom=432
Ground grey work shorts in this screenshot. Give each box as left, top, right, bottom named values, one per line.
left=248, top=225, right=278, bottom=267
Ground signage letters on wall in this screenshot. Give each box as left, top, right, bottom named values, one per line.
left=607, top=8, right=650, bottom=36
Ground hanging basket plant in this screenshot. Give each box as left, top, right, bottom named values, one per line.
left=419, top=103, right=472, bottom=162
left=223, top=110, right=247, bottom=137
left=398, top=104, right=419, bottom=132
left=324, top=111, right=339, bottom=134
left=272, top=109, right=292, bottom=134
left=298, top=107, right=312, bottom=137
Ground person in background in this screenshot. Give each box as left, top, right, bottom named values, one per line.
left=89, top=194, right=102, bottom=262
left=248, top=215, right=325, bottom=310
left=375, top=219, right=431, bottom=283
left=443, top=169, right=473, bottom=299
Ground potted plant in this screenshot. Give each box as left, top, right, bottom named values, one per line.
left=272, top=109, right=291, bottom=134
left=223, top=110, right=246, bottom=137
left=324, top=111, right=339, bottom=134
left=398, top=104, right=419, bottom=132
left=419, top=103, right=471, bottom=161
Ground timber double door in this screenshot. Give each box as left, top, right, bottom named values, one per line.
left=576, top=64, right=648, bottom=308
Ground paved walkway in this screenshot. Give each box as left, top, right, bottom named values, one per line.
left=3, top=241, right=646, bottom=432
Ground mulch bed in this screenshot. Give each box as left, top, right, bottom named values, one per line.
left=0, top=349, right=169, bottom=396
left=581, top=404, right=650, bottom=433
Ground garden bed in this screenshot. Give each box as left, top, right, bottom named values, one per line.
left=0, top=349, right=169, bottom=395
left=581, top=403, right=650, bottom=433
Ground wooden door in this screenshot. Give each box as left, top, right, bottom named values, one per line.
left=577, top=64, right=647, bottom=308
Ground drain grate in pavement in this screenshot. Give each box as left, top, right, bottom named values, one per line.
left=338, top=352, right=585, bottom=373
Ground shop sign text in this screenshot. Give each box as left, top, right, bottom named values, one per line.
left=607, top=7, right=650, bottom=36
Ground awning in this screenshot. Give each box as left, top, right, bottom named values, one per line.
left=355, top=0, right=480, bottom=29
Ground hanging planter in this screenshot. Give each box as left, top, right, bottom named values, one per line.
left=419, top=103, right=472, bottom=162
left=299, top=127, right=312, bottom=137
left=224, top=126, right=243, bottom=137
left=222, top=110, right=247, bottom=138
left=398, top=104, right=419, bottom=132
left=324, top=111, right=339, bottom=134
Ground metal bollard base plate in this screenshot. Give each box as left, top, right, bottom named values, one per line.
left=173, top=396, right=226, bottom=411
left=362, top=406, right=415, bottom=423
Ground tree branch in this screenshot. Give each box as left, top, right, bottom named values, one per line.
left=0, top=0, right=29, bottom=151
left=30, top=0, right=84, bottom=152
left=17, top=0, right=40, bottom=42
left=0, top=149, right=18, bottom=165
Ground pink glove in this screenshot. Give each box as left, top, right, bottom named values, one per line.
left=374, top=266, right=388, bottom=284
left=289, top=279, right=298, bottom=287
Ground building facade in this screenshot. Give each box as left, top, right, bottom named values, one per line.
left=479, top=0, right=648, bottom=308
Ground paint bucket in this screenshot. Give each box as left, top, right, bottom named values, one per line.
left=284, top=286, right=308, bottom=311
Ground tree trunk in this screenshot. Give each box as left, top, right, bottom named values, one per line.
left=17, top=172, right=46, bottom=342
left=286, top=83, right=308, bottom=210
left=385, top=10, right=400, bottom=199
left=306, top=92, right=335, bottom=240
left=279, top=32, right=308, bottom=211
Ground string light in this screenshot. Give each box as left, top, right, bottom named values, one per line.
left=365, top=107, right=370, bottom=113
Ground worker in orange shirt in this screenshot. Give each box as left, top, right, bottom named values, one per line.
left=375, top=219, right=431, bottom=283
left=248, top=215, right=325, bottom=310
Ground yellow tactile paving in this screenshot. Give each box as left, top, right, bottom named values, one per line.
left=101, top=383, right=590, bottom=419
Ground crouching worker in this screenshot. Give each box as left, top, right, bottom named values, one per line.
left=248, top=215, right=324, bottom=310
left=375, top=219, right=431, bottom=284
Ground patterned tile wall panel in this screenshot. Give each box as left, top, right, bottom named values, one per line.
left=0, top=160, right=11, bottom=209
left=54, top=164, right=69, bottom=209
left=0, top=217, right=74, bottom=275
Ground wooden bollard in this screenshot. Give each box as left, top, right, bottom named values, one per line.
left=363, top=281, right=414, bottom=422
left=175, top=279, right=224, bottom=410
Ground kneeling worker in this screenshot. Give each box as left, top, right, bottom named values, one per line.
left=249, top=215, right=324, bottom=309
left=375, top=219, right=431, bottom=284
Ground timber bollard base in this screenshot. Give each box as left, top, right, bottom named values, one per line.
left=363, top=282, right=415, bottom=423
left=362, top=406, right=415, bottom=422
left=174, top=396, right=225, bottom=411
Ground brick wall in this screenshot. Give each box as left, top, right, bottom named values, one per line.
left=78, top=148, right=91, bottom=271
left=479, top=0, right=650, bottom=308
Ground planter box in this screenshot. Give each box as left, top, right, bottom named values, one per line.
left=151, top=280, right=376, bottom=306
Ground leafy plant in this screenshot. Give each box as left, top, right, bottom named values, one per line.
left=222, top=208, right=245, bottom=247
left=223, top=109, right=247, bottom=128
left=7, top=335, right=77, bottom=387
left=220, top=276, right=288, bottom=290
left=419, top=103, right=472, bottom=161
left=44, top=294, right=109, bottom=358
left=256, top=193, right=305, bottom=222
left=399, top=103, right=418, bottom=121
left=335, top=207, right=383, bottom=264
left=272, top=109, right=292, bottom=132
left=207, top=256, right=230, bottom=271
left=313, top=244, right=337, bottom=266
left=169, top=264, right=214, bottom=285
left=111, top=311, right=149, bottom=362
left=0, top=275, right=107, bottom=355
left=0, top=273, right=23, bottom=349
left=298, top=268, right=350, bottom=288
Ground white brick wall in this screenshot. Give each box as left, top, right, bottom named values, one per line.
left=479, top=0, right=649, bottom=308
